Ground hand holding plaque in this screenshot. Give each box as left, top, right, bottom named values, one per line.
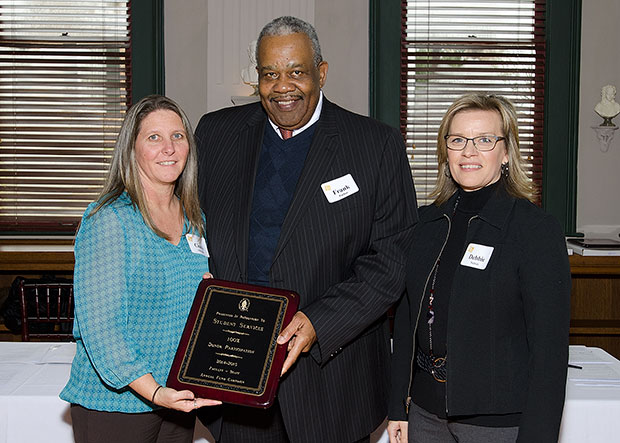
left=277, top=311, right=317, bottom=375
left=167, top=279, right=299, bottom=408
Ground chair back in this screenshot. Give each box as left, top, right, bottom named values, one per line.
left=19, top=281, right=74, bottom=341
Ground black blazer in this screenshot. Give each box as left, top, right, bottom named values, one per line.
left=389, top=187, right=571, bottom=443
left=195, top=98, right=418, bottom=442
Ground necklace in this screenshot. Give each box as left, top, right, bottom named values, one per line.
left=426, top=194, right=460, bottom=382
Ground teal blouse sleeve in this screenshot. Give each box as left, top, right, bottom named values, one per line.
left=73, top=204, right=151, bottom=389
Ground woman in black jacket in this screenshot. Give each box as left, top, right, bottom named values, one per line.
left=388, top=94, right=571, bottom=443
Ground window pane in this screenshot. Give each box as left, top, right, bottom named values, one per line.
left=0, top=0, right=130, bottom=232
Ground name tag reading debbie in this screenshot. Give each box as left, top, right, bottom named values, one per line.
left=460, top=243, right=494, bottom=270
left=167, top=279, right=299, bottom=408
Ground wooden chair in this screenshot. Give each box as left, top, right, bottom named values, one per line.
left=19, top=280, right=74, bottom=341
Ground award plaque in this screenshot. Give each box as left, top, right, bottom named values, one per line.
left=167, top=279, right=299, bottom=408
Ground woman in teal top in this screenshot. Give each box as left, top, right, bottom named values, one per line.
left=61, top=95, right=221, bottom=443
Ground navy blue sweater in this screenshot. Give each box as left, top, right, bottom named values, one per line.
left=247, top=124, right=316, bottom=285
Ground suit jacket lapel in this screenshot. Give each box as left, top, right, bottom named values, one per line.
left=272, top=99, right=340, bottom=263
left=235, top=107, right=266, bottom=281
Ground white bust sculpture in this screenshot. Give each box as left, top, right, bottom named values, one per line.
left=241, top=40, right=259, bottom=95
left=595, top=85, right=620, bottom=126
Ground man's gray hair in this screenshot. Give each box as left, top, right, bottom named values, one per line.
left=256, top=16, right=323, bottom=66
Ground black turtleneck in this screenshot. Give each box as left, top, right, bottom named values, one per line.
left=416, top=181, right=499, bottom=360
left=412, top=180, right=521, bottom=427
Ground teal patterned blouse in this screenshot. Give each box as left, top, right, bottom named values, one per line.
left=60, top=193, right=209, bottom=412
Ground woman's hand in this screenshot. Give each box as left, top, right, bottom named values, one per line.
left=387, top=420, right=408, bottom=443
left=152, top=386, right=221, bottom=412
left=129, top=374, right=221, bottom=413
left=202, top=272, right=213, bottom=279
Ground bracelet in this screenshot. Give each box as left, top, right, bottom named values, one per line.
left=151, top=385, right=163, bottom=404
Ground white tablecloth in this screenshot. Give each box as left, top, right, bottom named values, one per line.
left=0, top=343, right=75, bottom=443
left=558, top=345, right=620, bottom=442
left=0, top=342, right=386, bottom=442
left=2, top=343, right=617, bottom=443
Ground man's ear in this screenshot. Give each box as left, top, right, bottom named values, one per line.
left=318, top=61, right=328, bottom=88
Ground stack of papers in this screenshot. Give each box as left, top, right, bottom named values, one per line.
left=566, top=239, right=620, bottom=256
left=569, top=347, right=620, bottom=387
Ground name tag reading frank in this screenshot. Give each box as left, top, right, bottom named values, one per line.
left=321, top=174, right=359, bottom=203
left=460, top=243, right=494, bottom=270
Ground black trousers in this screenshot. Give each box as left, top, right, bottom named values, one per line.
left=218, top=400, right=371, bottom=443
left=219, top=400, right=290, bottom=443
left=70, top=404, right=195, bottom=443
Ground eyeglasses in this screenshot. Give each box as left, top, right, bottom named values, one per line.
left=444, top=135, right=505, bottom=151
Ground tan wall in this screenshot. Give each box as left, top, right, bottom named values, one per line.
left=163, top=0, right=209, bottom=131
left=314, top=1, right=369, bottom=116
left=577, top=0, right=620, bottom=231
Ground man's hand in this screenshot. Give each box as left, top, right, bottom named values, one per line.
left=277, top=311, right=317, bottom=375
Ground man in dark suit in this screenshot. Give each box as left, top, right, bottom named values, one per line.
left=196, top=16, right=417, bottom=443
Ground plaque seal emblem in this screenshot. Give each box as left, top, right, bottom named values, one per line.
left=239, top=298, right=250, bottom=312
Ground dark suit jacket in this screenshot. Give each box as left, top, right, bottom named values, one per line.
left=195, top=98, right=418, bottom=442
left=390, top=188, right=570, bottom=442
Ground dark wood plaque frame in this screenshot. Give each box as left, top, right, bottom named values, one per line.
left=167, top=279, right=298, bottom=408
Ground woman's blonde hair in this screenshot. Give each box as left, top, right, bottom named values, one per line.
left=89, top=94, right=204, bottom=239
left=430, top=94, right=536, bottom=205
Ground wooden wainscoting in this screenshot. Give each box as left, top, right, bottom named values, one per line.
left=569, top=255, right=620, bottom=359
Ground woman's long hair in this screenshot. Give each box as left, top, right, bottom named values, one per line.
left=89, top=95, right=204, bottom=239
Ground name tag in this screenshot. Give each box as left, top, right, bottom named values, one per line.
left=321, top=174, right=359, bottom=203
left=186, top=234, right=209, bottom=257
left=460, top=243, right=494, bottom=270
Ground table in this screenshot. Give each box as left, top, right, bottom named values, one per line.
left=3, top=343, right=615, bottom=442
left=558, top=345, right=620, bottom=442
left=0, top=342, right=385, bottom=442
left=0, top=342, right=75, bottom=443
left=0, top=342, right=216, bottom=443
